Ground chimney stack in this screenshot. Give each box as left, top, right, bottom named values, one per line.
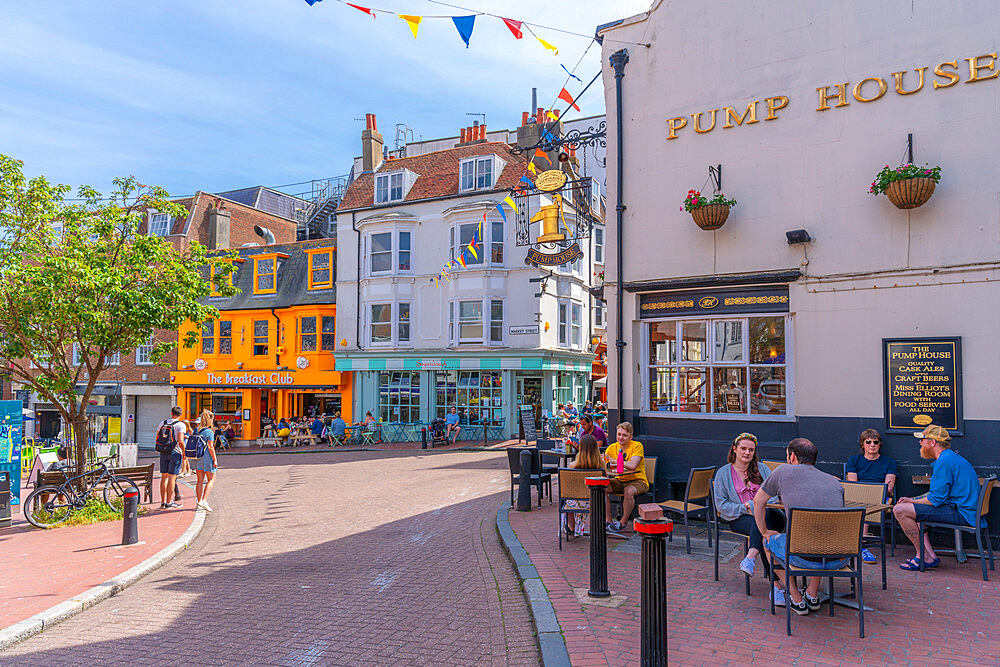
left=361, top=113, right=384, bottom=172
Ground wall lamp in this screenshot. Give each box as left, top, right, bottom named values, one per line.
left=785, top=229, right=812, bottom=245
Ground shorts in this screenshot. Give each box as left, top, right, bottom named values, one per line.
left=766, top=533, right=850, bottom=570
left=159, top=451, right=182, bottom=476
left=608, top=477, right=649, bottom=496
left=913, top=502, right=968, bottom=526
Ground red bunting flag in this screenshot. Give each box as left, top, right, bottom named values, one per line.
left=533, top=148, right=552, bottom=166
left=346, top=2, right=375, bottom=17
left=502, top=18, right=523, bottom=39
left=557, top=87, right=580, bottom=111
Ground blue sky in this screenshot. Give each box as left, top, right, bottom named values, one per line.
left=0, top=1, right=650, bottom=199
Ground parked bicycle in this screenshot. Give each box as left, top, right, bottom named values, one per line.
left=22, top=460, right=140, bottom=529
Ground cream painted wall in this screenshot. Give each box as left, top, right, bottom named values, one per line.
left=600, top=0, right=1000, bottom=418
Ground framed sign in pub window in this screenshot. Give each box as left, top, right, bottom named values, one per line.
left=882, top=337, right=962, bottom=434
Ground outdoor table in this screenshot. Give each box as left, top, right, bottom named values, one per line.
left=539, top=448, right=575, bottom=467
left=765, top=499, right=893, bottom=611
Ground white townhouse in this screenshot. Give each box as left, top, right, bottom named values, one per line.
left=334, top=112, right=602, bottom=437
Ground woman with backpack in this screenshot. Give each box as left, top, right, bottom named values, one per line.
left=192, top=409, right=220, bottom=512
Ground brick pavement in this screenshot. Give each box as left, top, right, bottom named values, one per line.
left=1, top=477, right=196, bottom=630
left=508, top=499, right=1000, bottom=666
left=1, top=450, right=539, bottom=665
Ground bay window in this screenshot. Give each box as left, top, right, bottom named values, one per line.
left=368, top=230, right=412, bottom=275
left=458, top=300, right=483, bottom=342
left=367, top=303, right=410, bottom=346
left=370, top=304, right=392, bottom=344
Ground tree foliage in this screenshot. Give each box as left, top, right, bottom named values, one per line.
left=0, top=154, right=236, bottom=475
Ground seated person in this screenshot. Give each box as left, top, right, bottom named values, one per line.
left=753, top=438, right=847, bottom=616
left=565, top=401, right=579, bottom=418
left=846, top=428, right=897, bottom=564
left=310, top=416, right=325, bottom=437
left=357, top=411, right=375, bottom=428
left=894, top=424, right=981, bottom=571
left=329, top=412, right=347, bottom=440
left=276, top=418, right=291, bottom=439
left=603, top=422, right=649, bottom=533
left=45, top=445, right=72, bottom=472
left=563, top=434, right=603, bottom=537
left=224, top=423, right=236, bottom=441
left=582, top=400, right=593, bottom=417
left=554, top=404, right=576, bottom=436
left=444, top=407, right=461, bottom=443
left=713, top=432, right=784, bottom=580
left=577, top=415, right=607, bottom=450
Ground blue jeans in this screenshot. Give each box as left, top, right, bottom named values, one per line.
left=767, top=534, right=850, bottom=570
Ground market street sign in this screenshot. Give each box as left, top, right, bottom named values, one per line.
left=883, top=337, right=962, bottom=434
left=509, top=325, right=540, bottom=335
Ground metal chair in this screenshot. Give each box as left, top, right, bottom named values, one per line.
left=658, top=466, right=715, bottom=554
left=557, top=468, right=602, bottom=550
left=840, top=480, right=889, bottom=590
left=919, top=475, right=996, bottom=581
left=768, top=506, right=866, bottom=638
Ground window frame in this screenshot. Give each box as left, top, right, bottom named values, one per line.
left=641, top=313, right=794, bottom=422
left=253, top=320, right=269, bottom=356
left=375, top=171, right=405, bottom=204
left=450, top=215, right=503, bottom=268
left=252, top=253, right=287, bottom=295
left=594, top=226, right=605, bottom=264
left=210, top=258, right=243, bottom=297
left=367, top=230, right=413, bottom=276
left=136, top=335, right=156, bottom=365
left=148, top=212, right=171, bottom=237
left=369, top=303, right=393, bottom=346
left=458, top=155, right=501, bottom=193
left=557, top=300, right=584, bottom=349
left=72, top=344, right=119, bottom=366
left=305, top=248, right=335, bottom=290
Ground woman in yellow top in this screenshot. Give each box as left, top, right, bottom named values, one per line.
left=603, top=422, right=648, bottom=533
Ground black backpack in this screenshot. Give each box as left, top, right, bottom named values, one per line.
left=185, top=429, right=208, bottom=459
left=155, top=420, right=178, bottom=454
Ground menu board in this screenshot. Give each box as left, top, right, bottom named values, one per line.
left=883, top=337, right=962, bottom=433
left=519, top=406, right=537, bottom=445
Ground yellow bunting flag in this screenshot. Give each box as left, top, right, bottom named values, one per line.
left=400, top=14, right=422, bottom=38
left=546, top=110, right=560, bottom=121
left=526, top=162, right=538, bottom=175
left=536, top=35, right=558, bottom=55
left=503, top=195, right=519, bottom=214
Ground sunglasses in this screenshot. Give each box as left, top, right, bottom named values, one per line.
left=864, top=439, right=881, bottom=444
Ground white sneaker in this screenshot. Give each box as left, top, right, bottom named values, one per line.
left=197, top=501, right=213, bottom=512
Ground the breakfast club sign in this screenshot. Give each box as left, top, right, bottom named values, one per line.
left=883, top=337, right=962, bottom=434
left=639, top=286, right=789, bottom=319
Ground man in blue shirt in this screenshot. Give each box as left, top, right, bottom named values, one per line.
left=329, top=412, right=347, bottom=442
left=894, top=424, right=981, bottom=571
left=444, top=407, right=461, bottom=443
left=310, top=416, right=325, bottom=437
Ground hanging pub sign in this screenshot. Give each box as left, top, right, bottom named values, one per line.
left=639, top=285, right=789, bottom=319
left=883, top=337, right=962, bottom=434
left=514, top=176, right=595, bottom=268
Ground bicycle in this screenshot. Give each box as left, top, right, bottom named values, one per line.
left=22, top=460, right=140, bottom=529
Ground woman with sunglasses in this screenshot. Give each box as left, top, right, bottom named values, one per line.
left=713, top=432, right=785, bottom=580
left=845, top=428, right=897, bottom=563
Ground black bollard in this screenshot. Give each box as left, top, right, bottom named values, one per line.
left=515, top=449, right=533, bottom=512
left=585, top=476, right=611, bottom=597
left=421, top=428, right=428, bottom=450
left=122, top=490, right=139, bottom=546
left=634, top=517, right=673, bottom=667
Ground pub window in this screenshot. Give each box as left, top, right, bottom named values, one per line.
left=201, top=321, right=215, bottom=355
left=491, top=220, right=504, bottom=264
left=646, top=316, right=788, bottom=417
left=300, top=316, right=318, bottom=352
left=253, top=320, right=269, bottom=356
left=308, top=250, right=333, bottom=289
left=219, top=321, right=232, bottom=355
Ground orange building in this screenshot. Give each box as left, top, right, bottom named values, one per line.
left=172, top=239, right=351, bottom=443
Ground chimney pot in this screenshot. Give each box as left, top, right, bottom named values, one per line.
left=536, top=107, right=544, bottom=123
left=521, top=111, right=529, bottom=125
left=366, top=113, right=377, bottom=131
left=460, top=128, right=466, bottom=142
left=553, top=109, right=560, bottom=119
left=467, top=126, right=474, bottom=141
left=480, top=124, right=487, bottom=139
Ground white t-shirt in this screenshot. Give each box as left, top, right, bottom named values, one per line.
left=159, top=419, right=187, bottom=455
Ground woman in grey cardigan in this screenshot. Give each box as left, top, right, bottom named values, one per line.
left=713, top=433, right=785, bottom=579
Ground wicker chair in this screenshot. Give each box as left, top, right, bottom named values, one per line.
left=659, top=466, right=715, bottom=554
left=919, top=475, right=996, bottom=581
left=840, top=480, right=889, bottom=590
left=557, top=468, right=602, bottom=550
left=761, top=460, right=785, bottom=474
left=768, top=507, right=866, bottom=638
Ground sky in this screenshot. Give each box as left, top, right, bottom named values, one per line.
left=0, top=0, right=651, bottom=200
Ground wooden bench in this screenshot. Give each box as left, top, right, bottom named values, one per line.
left=36, top=463, right=156, bottom=504
left=289, top=433, right=322, bottom=447
left=257, top=437, right=283, bottom=448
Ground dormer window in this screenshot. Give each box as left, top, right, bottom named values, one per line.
left=252, top=252, right=288, bottom=295
left=375, top=171, right=404, bottom=204
left=460, top=156, right=495, bottom=192
left=149, top=213, right=171, bottom=237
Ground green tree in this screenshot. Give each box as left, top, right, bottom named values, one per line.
left=0, top=155, right=236, bottom=480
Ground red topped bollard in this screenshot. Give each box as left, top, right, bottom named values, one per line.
left=585, top=476, right=611, bottom=597
left=122, top=490, right=140, bottom=546
left=634, top=517, right=673, bottom=667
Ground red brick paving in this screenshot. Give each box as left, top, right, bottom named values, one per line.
left=509, top=498, right=1000, bottom=666
left=1, top=450, right=539, bottom=665
left=1, top=475, right=196, bottom=630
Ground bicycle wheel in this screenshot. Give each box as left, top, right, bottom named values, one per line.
left=103, top=476, right=140, bottom=508
left=23, top=486, right=74, bottom=528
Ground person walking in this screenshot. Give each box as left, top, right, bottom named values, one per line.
left=193, top=409, right=219, bottom=512
left=156, top=406, right=187, bottom=509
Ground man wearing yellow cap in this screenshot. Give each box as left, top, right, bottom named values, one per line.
left=893, top=424, right=980, bottom=571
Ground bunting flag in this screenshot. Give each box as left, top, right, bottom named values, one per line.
left=503, top=194, right=519, bottom=214
left=467, top=237, right=479, bottom=260
left=533, top=148, right=553, bottom=166
left=557, top=87, right=581, bottom=111
left=451, top=16, right=475, bottom=48
left=561, top=64, right=583, bottom=82
left=546, top=110, right=560, bottom=121
left=455, top=253, right=467, bottom=268
left=346, top=2, right=375, bottom=17
left=541, top=128, right=558, bottom=143
left=519, top=175, right=533, bottom=187
left=536, top=35, right=558, bottom=55
left=502, top=17, right=523, bottom=39
left=526, top=162, right=538, bottom=175
left=495, top=202, right=507, bottom=223
left=304, top=0, right=323, bottom=5
left=400, top=14, right=422, bottom=38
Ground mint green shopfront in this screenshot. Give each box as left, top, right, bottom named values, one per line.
left=334, top=350, right=594, bottom=440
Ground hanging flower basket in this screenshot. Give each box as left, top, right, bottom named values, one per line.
left=681, top=190, right=737, bottom=231
left=870, top=163, right=941, bottom=210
